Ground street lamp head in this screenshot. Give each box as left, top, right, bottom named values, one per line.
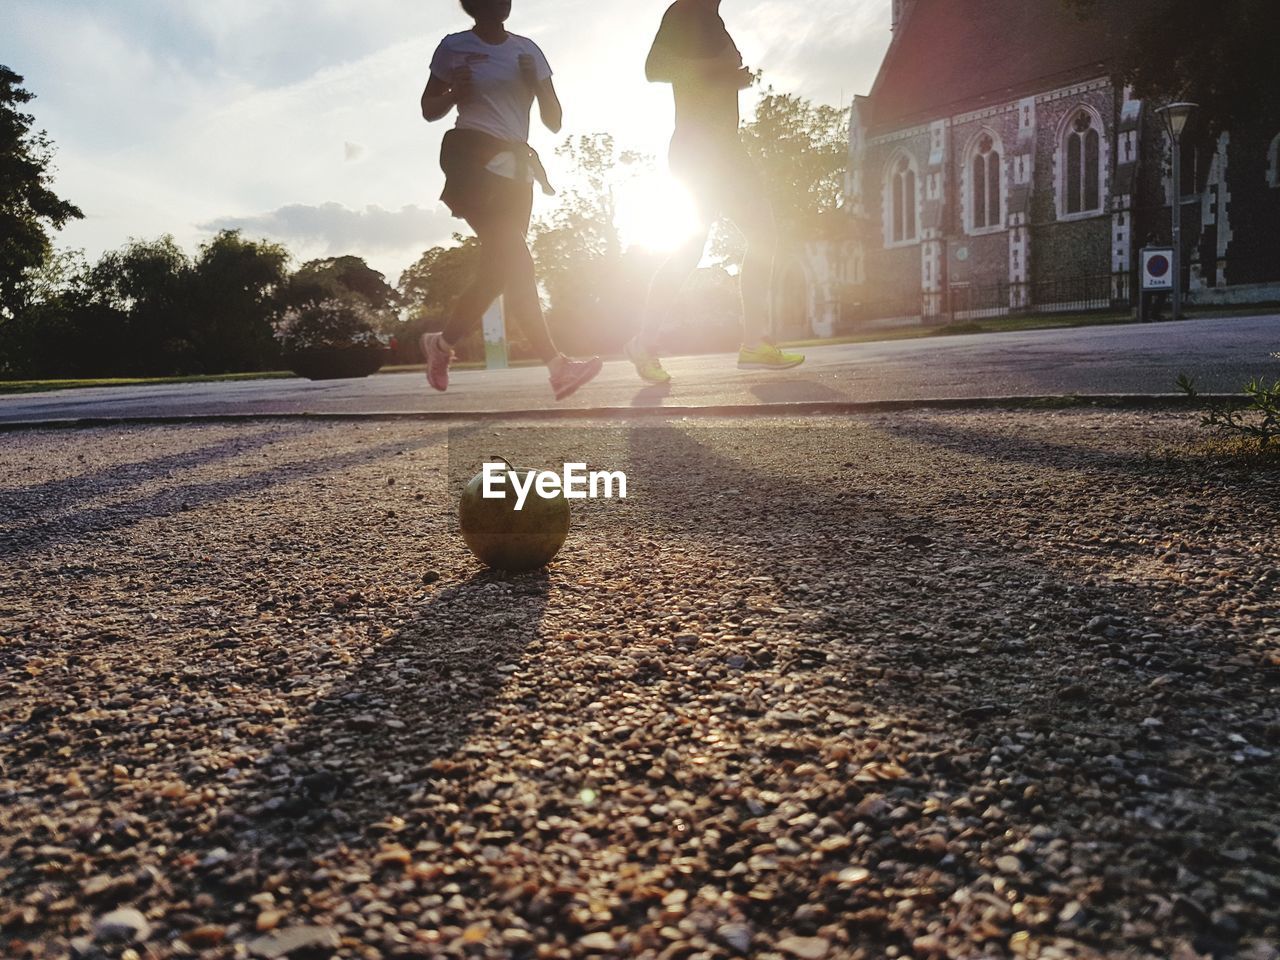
left=1156, top=101, right=1199, bottom=139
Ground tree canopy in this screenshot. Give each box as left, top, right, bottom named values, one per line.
left=739, top=88, right=849, bottom=238
left=531, top=135, right=660, bottom=355
left=189, top=231, right=290, bottom=372
left=1066, top=0, right=1280, bottom=132
left=0, top=65, right=83, bottom=319
left=287, top=256, right=398, bottom=314
left=711, top=85, right=849, bottom=265
left=391, top=236, right=487, bottom=363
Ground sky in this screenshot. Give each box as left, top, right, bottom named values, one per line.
left=7, top=0, right=892, bottom=283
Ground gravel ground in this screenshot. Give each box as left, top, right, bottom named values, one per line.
left=0, top=410, right=1277, bottom=960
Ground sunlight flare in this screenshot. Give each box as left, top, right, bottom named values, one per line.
left=613, top=172, right=702, bottom=252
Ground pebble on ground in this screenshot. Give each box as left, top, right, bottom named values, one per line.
left=0, top=410, right=1277, bottom=960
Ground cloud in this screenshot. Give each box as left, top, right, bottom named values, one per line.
left=741, top=0, right=893, bottom=108
left=14, top=0, right=894, bottom=283
left=199, top=202, right=456, bottom=257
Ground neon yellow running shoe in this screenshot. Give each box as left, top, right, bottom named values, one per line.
left=625, top=336, right=672, bottom=384
left=737, top=338, right=805, bottom=371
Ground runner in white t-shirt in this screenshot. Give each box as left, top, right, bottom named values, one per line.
left=429, top=28, right=550, bottom=145
left=417, top=0, right=602, bottom=401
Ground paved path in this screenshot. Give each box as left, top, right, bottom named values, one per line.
left=1, top=314, right=1276, bottom=423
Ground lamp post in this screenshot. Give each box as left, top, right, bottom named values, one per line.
left=1155, top=102, right=1198, bottom=322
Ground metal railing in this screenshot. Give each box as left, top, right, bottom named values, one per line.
left=845, top=272, right=1133, bottom=328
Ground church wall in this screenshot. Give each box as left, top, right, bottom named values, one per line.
left=1029, top=86, right=1115, bottom=225
left=1028, top=85, right=1117, bottom=285
left=1223, top=123, right=1280, bottom=286
left=946, top=233, right=1006, bottom=288
left=1030, top=219, right=1111, bottom=286
left=860, top=129, right=932, bottom=308
left=813, top=0, right=1280, bottom=337
left=867, top=244, right=925, bottom=306
left=945, top=109, right=1018, bottom=301
left=836, top=71, right=1278, bottom=331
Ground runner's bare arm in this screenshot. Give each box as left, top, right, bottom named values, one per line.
left=519, top=53, right=562, bottom=133
left=421, top=68, right=470, bottom=122
left=535, top=77, right=563, bottom=134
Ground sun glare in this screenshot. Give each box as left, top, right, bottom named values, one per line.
left=613, top=173, right=702, bottom=253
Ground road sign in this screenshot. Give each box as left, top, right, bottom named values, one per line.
left=1141, top=247, right=1175, bottom=291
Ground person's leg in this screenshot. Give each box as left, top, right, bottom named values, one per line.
left=625, top=227, right=708, bottom=385
left=481, top=221, right=558, bottom=364
left=430, top=182, right=600, bottom=399
left=439, top=249, right=506, bottom=349
left=440, top=179, right=539, bottom=354
left=723, top=182, right=804, bottom=371
left=477, top=214, right=602, bottom=399
left=638, top=226, right=709, bottom=352
left=721, top=161, right=803, bottom=371
left=625, top=137, right=720, bottom=383
left=419, top=212, right=511, bottom=392
left=722, top=175, right=779, bottom=346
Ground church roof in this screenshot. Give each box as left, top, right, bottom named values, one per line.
left=868, top=0, right=1135, bottom=133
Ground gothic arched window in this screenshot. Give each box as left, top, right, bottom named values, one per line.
left=1065, top=111, right=1102, bottom=214
left=885, top=153, right=918, bottom=245
left=969, top=133, right=1002, bottom=232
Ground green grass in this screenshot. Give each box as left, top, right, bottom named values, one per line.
left=0, top=370, right=298, bottom=396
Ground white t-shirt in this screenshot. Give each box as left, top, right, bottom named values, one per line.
left=429, top=31, right=552, bottom=145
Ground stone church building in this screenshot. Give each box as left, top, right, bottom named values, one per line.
left=799, top=0, right=1280, bottom=336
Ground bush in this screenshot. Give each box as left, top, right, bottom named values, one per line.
left=284, top=344, right=386, bottom=380
left=1177, top=371, right=1280, bottom=450
left=273, top=297, right=387, bottom=380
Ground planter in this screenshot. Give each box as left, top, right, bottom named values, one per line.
left=284, top=344, right=387, bottom=381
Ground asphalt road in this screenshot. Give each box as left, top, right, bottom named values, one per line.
left=1, top=314, right=1276, bottom=423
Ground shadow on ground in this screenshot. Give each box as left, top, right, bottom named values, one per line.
left=0, top=428, right=439, bottom=561
left=201, top=569, right=551, bottom=858
left=2, top=415, right=1276, bottom=959
left=613, top=420, right=1279, bottom=957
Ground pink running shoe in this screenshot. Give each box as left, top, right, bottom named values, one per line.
left=419, top=332, right=452, bottom=392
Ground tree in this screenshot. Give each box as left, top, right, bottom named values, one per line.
left=272, top=255, right=397, bottom=366
left=393, top=236, right=487, bottom=362
left=287, top=256, right=398, bottom=315
left=399, top=236, right=482, bottom=323
left=1064, top=0, right=1280, bottom=133
left=70, top=234, right=291, bottom=377
left=713, top=85, right=849, bottom=264
left=189, top=230, right=290, bottom=372
left=85, top=236, right=196, bottom=375
left=0, top=65, right=83, bottom=320
left=531, top=134, right=653, bottom=354
left=0, top=248, right=89, bottom=377
left=2, top=228, right=298, bottom=379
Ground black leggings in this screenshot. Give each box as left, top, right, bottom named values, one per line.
left=442, top=208, right=558, bottom=364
